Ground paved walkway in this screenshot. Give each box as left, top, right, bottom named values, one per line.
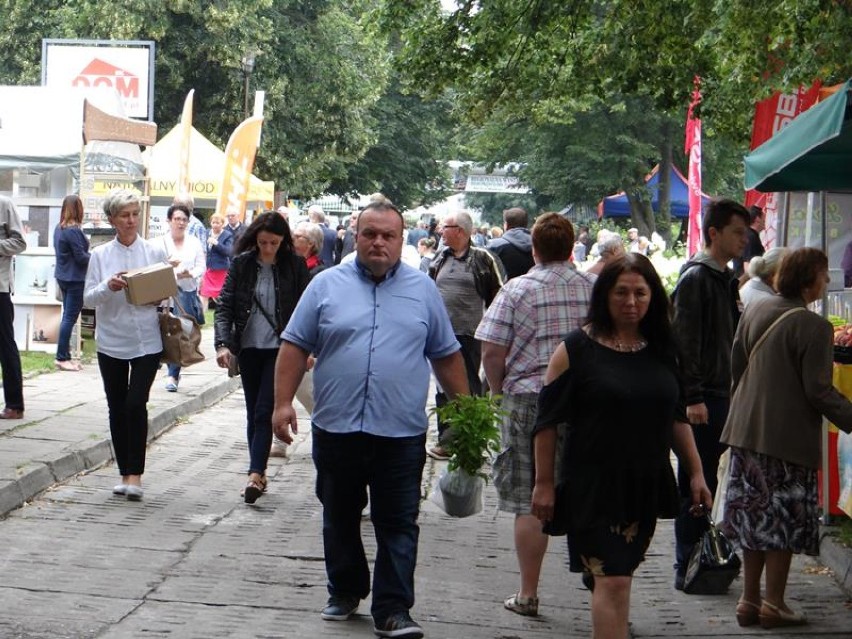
left=0, top=327, right=240, bottom=515
left=0, top=326, right=850, bottom=637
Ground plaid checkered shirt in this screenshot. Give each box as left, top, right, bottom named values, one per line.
left=475, top=262, right=594, bottom=395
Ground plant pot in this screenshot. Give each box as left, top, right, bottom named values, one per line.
left=438, top=467, right=483, bottom=518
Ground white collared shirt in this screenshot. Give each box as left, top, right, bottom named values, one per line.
left=84, top=235, right=168, bottom=359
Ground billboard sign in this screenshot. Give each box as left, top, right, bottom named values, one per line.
left=41, top=39, right=155, bottom=120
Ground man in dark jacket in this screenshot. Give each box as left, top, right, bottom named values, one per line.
left=428, top=211, right=505, bottom=459
left=671, top=198, right=749, bottom=590
left=487, top=207, right=534, bottom=280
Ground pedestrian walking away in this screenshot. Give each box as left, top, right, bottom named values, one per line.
left=53, top=193, right=90, bottom=371
left=475, top=212, right=594, bottom=618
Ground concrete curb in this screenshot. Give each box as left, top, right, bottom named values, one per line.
left=0, top=374, right=241, bottom=519
left=820, top=526, right=852, bottom=596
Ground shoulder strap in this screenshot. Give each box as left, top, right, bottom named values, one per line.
left=746, top=307, right=806, bottom=361
left=733, top=307, right=806, bottom=397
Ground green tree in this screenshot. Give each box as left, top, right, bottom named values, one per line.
left=327, top=76, right=456, bottom=209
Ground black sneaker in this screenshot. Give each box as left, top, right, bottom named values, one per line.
left=674, top=570, right=685, bottom=591
left=321, top=595, right=359, bottom=621
left=374, top=611, right=424, bottom=638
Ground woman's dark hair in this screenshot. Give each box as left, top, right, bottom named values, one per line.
left=587, top=253, right=673, bottom=357
left=775, top=247, right=828, bottom=299
left=60, top=194, right=84, bottom=228
left=236, top=211, right=294, bottom=257
left=167, top=204, right=191, bottom=221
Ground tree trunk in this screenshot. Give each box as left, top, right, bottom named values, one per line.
left=658, top=124, right=673, bottom=245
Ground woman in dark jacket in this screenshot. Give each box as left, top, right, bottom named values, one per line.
left=53, top=194, right=90, bottom=371
left=214, top=212, right=309, bottom=503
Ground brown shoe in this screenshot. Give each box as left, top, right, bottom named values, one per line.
left=0, top=408, right=23, bottom=420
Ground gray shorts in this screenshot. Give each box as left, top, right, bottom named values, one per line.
left=492, top=393, right=564, bottom=514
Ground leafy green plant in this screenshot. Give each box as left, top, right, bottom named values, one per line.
left=431, top=394, right=504, bottom=480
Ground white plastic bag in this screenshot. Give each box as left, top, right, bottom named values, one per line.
left=430, top=467, right=483, bottom=518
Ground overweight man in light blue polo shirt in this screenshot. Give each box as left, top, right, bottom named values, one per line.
left=272, top=200, right=468, bottom=639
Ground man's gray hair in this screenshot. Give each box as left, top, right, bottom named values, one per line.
left=456, top=211, right=474, bottom=235
left=308, top=205, right=326, bottom=224
left=103, top=189, right=140, bottom=218
left=599, top=234, right=625, bottom=257
left=296, top=221, right=324, bottom=255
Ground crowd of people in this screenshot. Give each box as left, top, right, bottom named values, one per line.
left=0, top=188, right=841, bottom=639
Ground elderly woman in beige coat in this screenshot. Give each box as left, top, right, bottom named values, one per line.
left=720, top=247, right=852, bottom=630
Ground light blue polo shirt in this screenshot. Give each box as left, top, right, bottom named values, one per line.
left=283, top=258, right=460, bottom=437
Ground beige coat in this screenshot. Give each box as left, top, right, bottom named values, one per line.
left=721, top=295, right=852, bottom=469
left=0, top=196, right=27, bottom=293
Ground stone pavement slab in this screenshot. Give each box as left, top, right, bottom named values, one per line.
left=0, top=326, right=239, bottom=517
left=1, top=388, right=849, bottom=638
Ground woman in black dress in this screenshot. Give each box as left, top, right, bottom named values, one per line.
left=531, top=253, right=711, bottom=639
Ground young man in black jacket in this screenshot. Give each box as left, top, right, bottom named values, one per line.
left=671, top=198, right=749, bottom=590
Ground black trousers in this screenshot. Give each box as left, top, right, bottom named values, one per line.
left=0, top=293, right=23, bottom=411
left=435, top=334, right=482, bottom=441
left=97, top=351, right=161, bottom=476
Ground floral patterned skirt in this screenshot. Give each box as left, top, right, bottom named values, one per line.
left=720, top=447, right=819, bottom=555
left=568, top=518, right=657, bottom=577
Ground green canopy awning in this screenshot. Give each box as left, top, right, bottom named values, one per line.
left=744, top=80, right=852, bottom=192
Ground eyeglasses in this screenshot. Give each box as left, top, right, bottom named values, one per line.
left=443, top=224, right=460, bottom=229
left=171, top=217, right=188, bottom=224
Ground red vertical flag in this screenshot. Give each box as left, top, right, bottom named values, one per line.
left=685, top=76, right=703, bottom=257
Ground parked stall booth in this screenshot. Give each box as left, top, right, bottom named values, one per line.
left=744, top=79, right=852, bottom=519
left=0, top=86, right=147, bottom=354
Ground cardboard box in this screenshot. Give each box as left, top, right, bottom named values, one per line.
left=123, top=262, right=177, bottom=305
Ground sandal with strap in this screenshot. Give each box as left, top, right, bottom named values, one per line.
left=759, top=600, right=807, bottom=629
left=736, top=599, right=760, bottom=627
left=243, top=475, right=267, bottom=504
left=504, top=593, right=539, bottom=617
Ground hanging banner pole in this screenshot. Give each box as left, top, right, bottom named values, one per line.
left=685, top=76, right=703, bottom=258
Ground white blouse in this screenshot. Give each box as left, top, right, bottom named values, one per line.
left=84, top=235, right=168, bottom=359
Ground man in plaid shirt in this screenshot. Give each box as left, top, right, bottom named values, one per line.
left=475, top=212, right=594, bottom=618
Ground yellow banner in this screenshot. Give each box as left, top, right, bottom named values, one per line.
left=216, top=116, right=263, bottom=220
left=177, top=90, right=194, bottom=194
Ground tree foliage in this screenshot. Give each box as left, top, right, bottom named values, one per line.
left=0, top=0, right=461, bottom=208
left=380, top=0, right=852, bottom=227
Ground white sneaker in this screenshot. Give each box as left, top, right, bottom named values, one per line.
left=112, top=484, right=128, bottom=495
left=125, top=485, right=144, bottom=501
left=269, top=440, right=289, bottom=458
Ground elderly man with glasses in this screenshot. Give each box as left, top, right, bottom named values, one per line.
left=427, top=211, right=505, bottom=459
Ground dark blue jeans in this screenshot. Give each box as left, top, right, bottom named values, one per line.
left=312, top=427, right=427, bottom=624
left=97, top=351, right=160, bottom=476
left=674, top=395, right=729, bottom=572
left=238, top=347, right=278, bottom=476
left=56, top=280, right=84, bottom=362
left=166, top=289, right=204, bottom=380
left=0, top=292, right=23, bottom=411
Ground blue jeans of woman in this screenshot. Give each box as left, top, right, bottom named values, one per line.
left=97, top=351, right=160, bottom=476
left=56, top=279, right=84, bottom=362
left=311, top=427, right=427, bottom=624
left=238, top=347, right=278, bottom=476
left=166, top=289, right=204, bottom=380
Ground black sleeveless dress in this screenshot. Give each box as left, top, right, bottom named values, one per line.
left=535, top=329, right=682, bottom=576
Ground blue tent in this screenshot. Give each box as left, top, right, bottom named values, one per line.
left=598, top=164, right=710, bottom=219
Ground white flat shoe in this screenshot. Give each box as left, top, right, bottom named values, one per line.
left=112, top=484, right=128, bottom=495
left=125, top=485, right=144, bottom=501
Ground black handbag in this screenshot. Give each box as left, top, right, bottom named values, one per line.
left=683, top=513, right=741, bottom=594
left=542, top=481, right=570, bottom=536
